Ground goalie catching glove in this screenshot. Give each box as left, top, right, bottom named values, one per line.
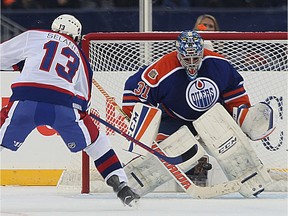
left=233, top=102, right=277, bottom=140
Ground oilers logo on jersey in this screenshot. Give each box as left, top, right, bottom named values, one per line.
left=186, top=77, right=219, bottom=112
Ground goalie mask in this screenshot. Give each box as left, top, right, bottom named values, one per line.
left=175, top=30, right=204, bottom=81
left=51, top=14, right=82, bottom=44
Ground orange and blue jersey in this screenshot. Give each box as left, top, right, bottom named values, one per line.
left=123, top=49, right=251, bottom=123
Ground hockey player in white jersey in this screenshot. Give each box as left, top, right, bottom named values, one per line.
left=0, top=14, right=140, bottom=207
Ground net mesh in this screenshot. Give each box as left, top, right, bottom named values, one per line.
left=58, top=32, right=288, bottom=193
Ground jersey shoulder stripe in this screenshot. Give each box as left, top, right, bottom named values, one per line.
left=141, top=51, right=183, bottom=87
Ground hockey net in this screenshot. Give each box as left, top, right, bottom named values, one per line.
left=57, top=32, right=288, bottom=194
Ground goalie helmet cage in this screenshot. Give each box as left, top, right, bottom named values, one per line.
left=65, top=32, right=287, bottom=194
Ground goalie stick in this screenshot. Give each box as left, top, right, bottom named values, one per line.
left=91, top=78, right=244, bottom=198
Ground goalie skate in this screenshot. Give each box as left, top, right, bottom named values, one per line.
left=193, top=103, right=273, bottom=197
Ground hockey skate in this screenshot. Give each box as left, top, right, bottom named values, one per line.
left=107, top=175, right=140, bottom=207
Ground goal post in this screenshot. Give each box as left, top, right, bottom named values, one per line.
left=60, top=32, right=288, bottom=194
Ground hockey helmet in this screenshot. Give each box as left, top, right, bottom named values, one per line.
left=51, top=14, right=82, bottom=44
left=175, top=30, right=204, bottom=80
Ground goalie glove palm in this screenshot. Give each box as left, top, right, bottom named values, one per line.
left=233, top=102, right=277, bottom=141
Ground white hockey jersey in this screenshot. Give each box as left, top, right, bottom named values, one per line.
left=0, top=29, right=93, bottom=111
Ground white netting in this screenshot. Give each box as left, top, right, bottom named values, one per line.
left=58, top=32, right=288, bottom=193
left=89, top=39, right=287, bottom=72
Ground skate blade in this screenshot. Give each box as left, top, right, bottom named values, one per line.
left=125, top=198, right=140, bottom=209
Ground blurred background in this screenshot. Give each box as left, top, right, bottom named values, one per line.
left=1, top=0, right=288, bottom=42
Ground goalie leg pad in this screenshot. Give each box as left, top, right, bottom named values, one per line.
left=124, top=154, right=171, bottom=196
left=124, top=125, right=206, bottom=196
left=158, top=125, right=206, bottom=172
left=193, top=103, right=273, bottom=197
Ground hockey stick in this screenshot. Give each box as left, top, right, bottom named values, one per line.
left=151, top=142, right=242, bottom=198
left=91, top=78, right=242, bottom=198
left=89, top=111, right=197, bottom=165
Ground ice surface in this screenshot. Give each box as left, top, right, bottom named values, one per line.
left=0, top=186, right=287, bottom=216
